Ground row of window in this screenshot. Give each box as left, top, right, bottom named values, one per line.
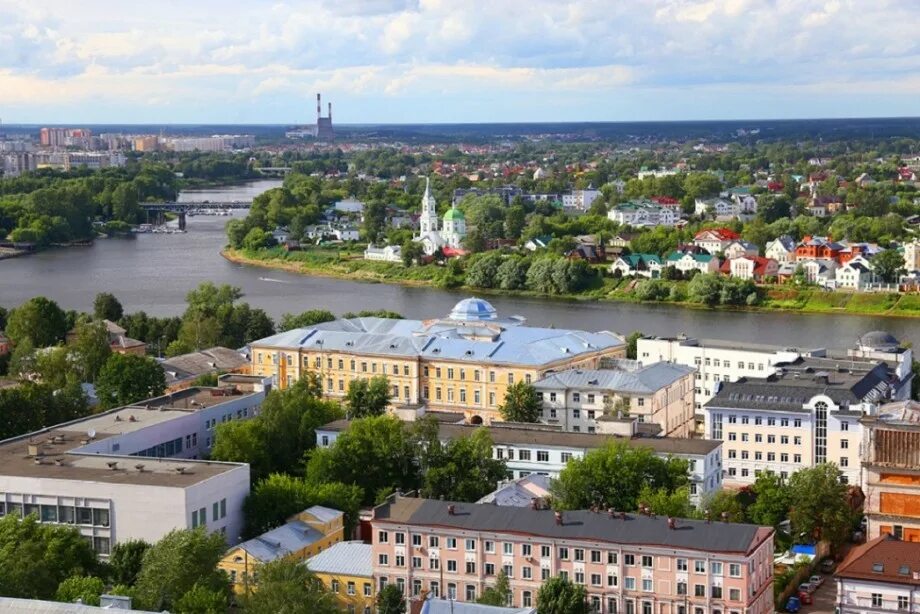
left=541, top=392, right=645, bottom=407
left=726, top=433, right=803, bottom=445
left=495, top=448, right=554, bottom=463
left=728, top=450, right=803, bottom=463
left=0, top=502, right=110, bottom=527
left=330, top=579, right=373, bottom=597
left=190, top=498, right=227, bottom=528
left=695, top=357, right=765, bottom=371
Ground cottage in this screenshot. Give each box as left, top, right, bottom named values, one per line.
left=610, top=253, right=663, bottom=278
left=665, top=251, right=719, bottom=275
left=723, top=240, right=759, bottom=260
left=765, top=235, right=796, bottom=264
left=722, top=256, right=779, bottom=282
left=835, top=256, right=877, bottom=290
left=692, top=228, right=741, bottom=254
left=364, top=244, right=403, bottom=263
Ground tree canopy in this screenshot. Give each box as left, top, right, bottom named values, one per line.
left=498, top=381, right=543, bottom=423
left=95, top=353, right=166, bottom=409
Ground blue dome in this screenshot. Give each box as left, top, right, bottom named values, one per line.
left=449, top=297, right=498, bottom=321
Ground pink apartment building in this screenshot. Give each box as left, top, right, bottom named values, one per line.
left=371, top=496, right=774, bottom=614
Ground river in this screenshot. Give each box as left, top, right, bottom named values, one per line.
left=0, top=180, right=917, bottom=349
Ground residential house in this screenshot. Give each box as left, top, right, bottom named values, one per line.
left=610, top=254, right=663, bottom=278
left=664, top=252, right=720, bottom=275
left=835, top=256, right=877, bottom=290
left=533, top=361, right=696, bottom=438
left=524, top=235, right=552, bottom=251
left=903, top=240, right=920, bottom=272
left=855, top=173, right=875, bottom=188
left=800, top=259, right=838, bottom=285
left=364, top=244, right=403, bottom=263
left=765, top=235, right=796, bottom=264
left=607, top=200, right=678, bottom=227
left=839, top=243, right=883, bottom=265
left=65, top=320, right=146, bottom=356
left=692, top=228, right=741, bottom=255
left=159, top=347, right=250, bottom=390
left=694, top=197, right=735, bottom=218
left=859, top=400, right=920, bottom=542
left=723, top=240, right=759, bottom=260
left=561, top=188, right=601, bottom=211
left=220, top=505, right=345, bottom=594
left=566, top=244, right=605, bottom=264
left=722, top=256, right=779, bottom=282
left=609, top=233, right=636, bottom=249
left=334, top=198, right=365, bottom=214
left=370, top=494, right=776, bottom=612
left=795, top=236, right=844, bottom=262
left=307, top=541, right=375, bottom=614
left=476, top=474, right=552, bottom=507
left=834, top=534, right=920, bottom=613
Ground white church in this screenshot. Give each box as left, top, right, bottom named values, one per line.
left=415, top=177, right=467, bottom=255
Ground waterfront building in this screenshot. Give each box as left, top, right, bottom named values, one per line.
left=692, top=228, right=741, bottom=255
left=315, top=420, right=722, bottom=505
left=610, top=253, right=663, bottom=278
left=307, top=541, right=376, bottom=613
left=370, top=494, right=775, bottom=613
left=221, top=505, right=344, bottom=594
left=834, top=534, right=920, bottom=613
left=705, top=359, right=892, bottom=486
left=65, top=320, right=145, bottom=356
left=415, top=177, right=467, bottom=256
left=364, top=244, right=403, bottom=263
left=0, top=379, right=268, bottom=556
left=860, top=400, right=920, bottom=542
left=533, top=361, right=696, bottom=438
left=902, top=239, right=920, bottom=272
left=765, top=235, right=796, bottom=264
left=248, top=298, right=625, bottom=423
left=665, top=252, right=720, bottom=275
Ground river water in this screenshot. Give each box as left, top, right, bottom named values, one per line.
left=0, top=180, right=916, bottom=349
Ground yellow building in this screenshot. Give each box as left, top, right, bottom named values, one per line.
left=249, top=298, right=626, bottom=424
left=220, top=505, right=344, bottom=595
left=307, top=541, right=375, bottom=614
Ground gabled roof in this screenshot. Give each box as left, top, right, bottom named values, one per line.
left=618, top=253, right=661, bottom=268
left=533, top=363, right=694, bottom=395
left=235, top=518, right=325, bottom=562
left=835, top=534, right=920, bottom=586
left=307, top=541, right=373, bottom=578
left=666, top=251, right=713, bottom=263
left=694, top=228, right=740, bottom=242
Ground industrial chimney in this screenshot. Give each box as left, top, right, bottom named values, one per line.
left=316, top=93, right=321, bottom=122
left=328, top=102, right=332, bottom=121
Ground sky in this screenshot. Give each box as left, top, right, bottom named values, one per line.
left=1, top=0, right=918, bottom=125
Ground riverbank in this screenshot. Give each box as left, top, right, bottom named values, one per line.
left=222, top=248, right=920, bottom=319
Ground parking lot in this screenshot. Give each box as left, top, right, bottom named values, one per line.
left=808, top=576, right=836, bottom=614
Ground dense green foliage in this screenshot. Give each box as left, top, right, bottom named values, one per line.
left=242, top=473, right=362, bottom=538
left=498, top=381, right=543, bottom=423
left=240, top=558, right=338, bottom=614
left=0, top=382, right=89, bottom=440
left=377, top=584, right=408, bottom=614
left=536, top=576, right=589, bottom=614
left=95, top=353, right=166, bottom=409
left=344, top=375, right=391, bottom=418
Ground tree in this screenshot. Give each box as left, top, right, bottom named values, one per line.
left=6, top=296, right=68, bottom=347
left=240, top=558, right=338, bottom=614
left=478, top=570, right=512, bottom=606
left=108, top=539, right=151, bottom=586
left=400, top=239, right=424, bottom=267
left=344, top=375, right=391, bottom=418
left=687, top=273, right=723, bottom=306
left=71, top=319, right=113, bottom=383
left=131, top=528, right=229, bottom=612
left=0, top=514, right=98, bottom=599
left=211, top=376, right=342, bottom=480
left=872, top=248, right=907, bottom=283
left=638, top=485, right=694, bottom=518
left=55, top=575, right=105, bottom=607
left=700, top=489, right=746, bottom=523
left=242, top=474, right=362, bottom=538
left=173, top=582, right=228, bottom=614
left=305, top=415, right=421, bottom=506
left=747, top=471, right=791, bottom=528
left=242, top=227, right=275, bottom=251
left=466, top=252, right=503, bottom=288
left=536, top=575, right=589, bottom=614
left=552, top=442, right=689, bottom=512
left=278, top=309, right=336, bottom=331
left=496, top=256, right=529, bottom=290
left=498, top=381, right=542, bottom=423
left=377, top=584, right=407, bottom=614
left=421, top=428, right=509, bottom=502
left=787, top=464, right=855, bottom=548
left=362, top=200, right=388, bottom=244
left=92, top=292, right=124, bottom=321
left=0, top=382, right=89, bottom=440
left=95, top=353, right=166, bottom=409
left=624, top=330, right=644, bottom=360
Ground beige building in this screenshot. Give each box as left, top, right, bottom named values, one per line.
left=860, top=400, right=920, bottom=542
left=533, top=361, right=696, bottom=437
left=249, top=299, right=625, bottom=424
left=904, top=239, right=920, bottom=272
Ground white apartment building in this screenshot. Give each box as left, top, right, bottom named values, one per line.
left=607, top=201, right=678, bottom=227
left=835, top=256, right=877, bottom=290
left=0, top=378, right=269, bottom=556
left=315, top=420, right=723, bottom=505
left=704, top=361, right=892, bottom=486
left=533, top=362, right=696, bottom=438
left=364, top=244, right=403, bottom=263
left=562, top=189, right=601, bottom=211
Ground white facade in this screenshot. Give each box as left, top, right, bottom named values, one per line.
left=608, top=202, right=678, bottom=227
left=836, top=257, right=877, bottom=290
left=836, top=576, right=920, bottom=614
left=364, top=244, right=403, bottom=263
left=667, top=253, right=720, bottom=275
left=415, top=177, right=466, bottom=255
left=801, top=259, right=838, bottom=284
left=903, top=240, right=920, bottom=272
left=723, top=241, right=759, bottom=260
left=765, top=237, right=796, bottom=264
left=562, top=189, right=601, bottom=211
left=636, top=336, right=808, bottom=407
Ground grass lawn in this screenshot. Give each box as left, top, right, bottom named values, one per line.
left=803, top=291, right=852, bottom=311
left=892, top=293, right=920, bottom=314
left=845, top=292, right=900, bottom=313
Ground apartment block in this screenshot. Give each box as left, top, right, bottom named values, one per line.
left=860, top=401, right=920, bottom=542
left=249, top=298, right=625, bottom=423
left=835, top=534, right=920, bottom=614
left=0, top=378, right=268, bottom=555
left=370, top=495, right=775, bottom=614
left=308, top=541, right=376, bottom=614
left=315, top=419, right=722, bottom=504
left=534, top=361, right=695, bottom=437
left=705, top=360, right=891, bottom=486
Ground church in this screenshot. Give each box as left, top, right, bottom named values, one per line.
left=415, top=177, right=466, bottom=255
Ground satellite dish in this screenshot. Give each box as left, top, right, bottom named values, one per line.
left=87, top=429, right=96, bottom=439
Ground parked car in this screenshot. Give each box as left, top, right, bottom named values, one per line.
left=786, top=596, right=802, bottom=613
left=810, top=574, right=824, bottom=587
left=798, top=590, right=814, bottom=605
left=821, top=559, right=837, bottom=574
left=798, top=582, right=816, bottom=595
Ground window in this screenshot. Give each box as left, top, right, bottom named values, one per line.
left=624, top=554, right=635, bottom=566
left=641, top=555, right=653, bottom=568
left=466, top=561, right=476, bottom=574
left=608, top=552, right=618, bottom=565
left=841, top=439, right=849, bottom=449
left=429, top=558, right=439, bottom=570
left=395, top=532, right=405, bottom=545
left=591, top=573, right=602, bottom=586
left=729, top=563, right=741, bottom=577
left=898, top=596, right=908, bottom=610
left=537, top=451, right=549, bottom=462
left=503, top=542, right=513, bottom=555
left=485, top=563, right=495, bottom=575
left=625, top=577, right=636, bottom=590
left=575, top=548, right=585, bottom=562
left=412, top=534, right=422, bottom=546
left=523, top=566, right=533, bottom=580
left=484, top=540, right=495, bottom=553
left=729, top=588, right=741, bottom=601
left=412, top=557, right=422, bottom=569
left=379, top=554, right=389, bottom=566
left=841, top=421, right=849, bottom=431
left=608, top=574, right=619, bottom=587
left=840, top=457, right=849, bottom=467
left=378, top=530, right=389, bottom=543
left=559, top=547, right=569, bottom=560
left=694, top=561, right=705, bottom=573
left=429, top=536, right=439, bottom=548
left=523, top=591, right=532, bottom=608
left=677, top=582, right=687, bottom=595
left=573, top=393, right=581, bottom=403
left=642, top=579, right=653, bottom=592
left=332, top=580, right=340, bottom=593
left=347, top=581, right=356, bottom=595
left=447, top=560, right=457, bottom=572
left=465, top=539, right=476, bottom=551
left=677, top=558, right=688, bottom=571
left=522, top=544, right=532, bottom=557
left=694, top=584, right=706, bottom=597
left=711, top=562, right=722, bottom=575
left=711, top=586, right=722, bottom=599
left=871, top=594, right=882, bottom=608
left=446, top=537, right=457, bottom=550
left=542, top=545, right=552, bottom=558
left=591, top=550, right=602, bottom=563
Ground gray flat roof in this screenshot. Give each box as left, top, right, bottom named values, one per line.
left=374, top=497, right=770, bottom=555
left=307, top=541, right=373, bottom=577
left=534, top=363, right=693, bottom=394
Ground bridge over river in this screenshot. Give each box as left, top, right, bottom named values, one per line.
left=140, top=201, right=251, bottom=228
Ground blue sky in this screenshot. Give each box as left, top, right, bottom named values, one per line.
left=1, top=0, right=918, bottom=124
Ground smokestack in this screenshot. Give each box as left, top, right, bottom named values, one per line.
left=317, top=93, right=321, bottom=121
left=328, top=102, right=332, bottom=121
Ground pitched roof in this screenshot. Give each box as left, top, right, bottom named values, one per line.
left=835, top=534, right=920, bottom=586
left=694, top=228, right=740, bottom=241
left=533, top=363, right=694, bottom=395
left=307, top=541, right=373, bottom=578
left=373, top=497, right=771, bottom=555
left=236, top=517, right=326, bottom=562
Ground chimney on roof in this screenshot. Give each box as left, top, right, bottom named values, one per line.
left=721, top=511, right=730, bottom=523
left=447, top=504, right=455, bottom=516
left=705, top=510, right=712, bottom=524
left=668, top=517, right=677, bottom=530
left=135, top=464, right=145, bottom=472
left=555, top=511, right=563, bottom=526
left=106, top=461, right=118, bottom=470
left=27, top=444, right=43, bottom=457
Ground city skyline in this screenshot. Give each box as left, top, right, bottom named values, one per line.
left=1, top=0, right=918, bottom=124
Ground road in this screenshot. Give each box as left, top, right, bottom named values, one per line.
left=807, top=574, right=836, bottom=614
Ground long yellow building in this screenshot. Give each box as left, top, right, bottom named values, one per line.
left=307, top=541, right=375, bottom=614
left=249, top=298, right=626, bottom=423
